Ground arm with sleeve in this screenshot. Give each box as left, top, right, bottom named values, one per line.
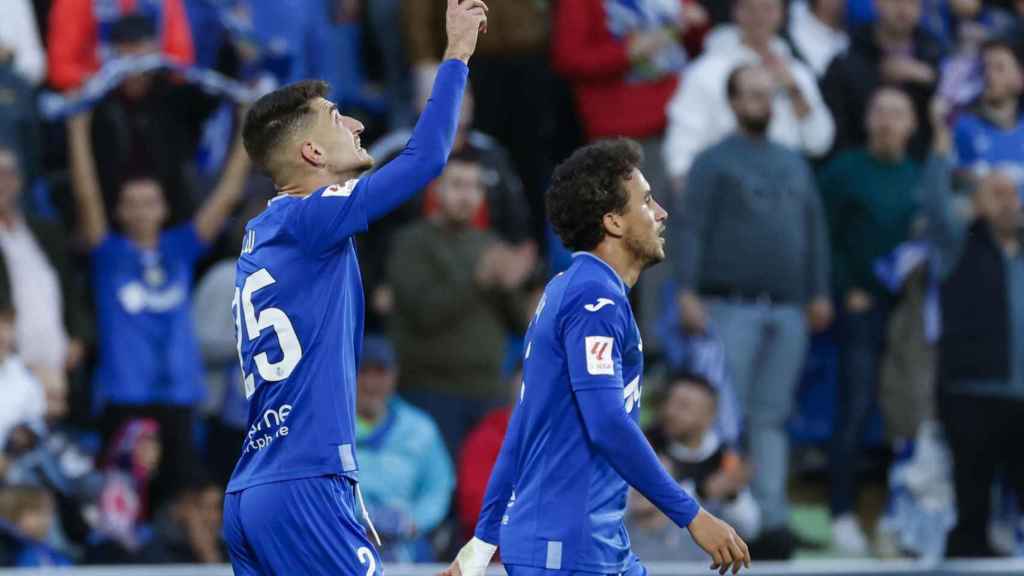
left=564, top=293, right=701, bottom=529
left=920, top=154, right=967, bottom=280
left=295, top=59, right=467, bottom=253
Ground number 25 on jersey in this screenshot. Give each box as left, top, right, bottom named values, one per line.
left=232, top=268, right=304, bottom=398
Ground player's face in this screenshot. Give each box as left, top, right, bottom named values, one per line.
left=308, top=98, right=374, bottom=176
left=661, top=383, right=716, bottom=442
left=117, top=179, right=167, bottom=240
left=620, top=168, right=668, bottom=267
left=437, top=160, right=484, bottom=226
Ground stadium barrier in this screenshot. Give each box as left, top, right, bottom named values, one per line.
left=3, top=560, right=1024, bottom=576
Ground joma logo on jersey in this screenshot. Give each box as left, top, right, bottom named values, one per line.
left=584, top=336, right=614, bottom=375
left=623, top=376, right=641, bottom=414
left=584, top=298, right=615, bottom=312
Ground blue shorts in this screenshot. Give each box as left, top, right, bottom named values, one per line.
left=505, top=562, right=647, bottom=576
left=223, top=475, right=382, bottom=576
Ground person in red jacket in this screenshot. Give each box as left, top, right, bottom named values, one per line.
left=47, top=0, right=194, bottom=91
left=455, top=367, right=522, bottom=544
left=552, top=0, right=709, bottom=357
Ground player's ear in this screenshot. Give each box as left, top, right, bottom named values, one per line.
left=602, top=211, right=625, bottom=239
left=300, top=140, right=326, bottom=168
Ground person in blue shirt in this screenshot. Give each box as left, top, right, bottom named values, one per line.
left=65, top=102, right=251, bottom=507
left=354, top=335, right=454, bottom=563
left=953, top=39, right=1024, bottom=197
left=219, top=2, right=488, bottom=574
left=445, top=140, right=751, bottom=576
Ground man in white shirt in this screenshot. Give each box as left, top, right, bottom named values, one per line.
left=662, top=0, right=835, bottom=182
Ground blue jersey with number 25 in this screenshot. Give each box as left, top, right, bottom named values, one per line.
left=227, top=180, right=368, bottom=493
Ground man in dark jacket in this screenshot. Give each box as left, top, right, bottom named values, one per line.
left=925, top=101, right=1024, bottom=558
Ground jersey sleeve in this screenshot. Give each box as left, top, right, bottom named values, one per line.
left=561, top=283, right=627, bottom=392
left=293, top=179, right=369, bottom=255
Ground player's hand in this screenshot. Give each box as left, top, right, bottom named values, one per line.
left=689, top=508, right=751, bottom=575
left=678, top=290, right=707, bottom=334
left=443, top=0, right=489, bottom=64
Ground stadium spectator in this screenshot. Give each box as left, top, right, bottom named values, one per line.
left=953, top=39, right=1024, bottom=194
left=0, top=486, right=70, bottom=567
left=145, top=475, right=225, bottom=564
left=388, top=149, right=532, bottom=457
left=0, top=147, right=89, bottom=378
left=46, top=0, right=194, bottom=91
left=83, top=14, right=237, bottom=225
left=403, top=0, right=559, bottom=238
left=363, top=88, right=533, bottom=331
left=818, top=86, right=924, bottom=556
left=932, top=0, right=1016, bottom=109
left=65, top=104, right=249, bottom=507
left=674, top=64, right=832, bottom=558
left=821, top=0, right=946, bottom=160
left=0, top=0, right=46, bottom=86
left=663, top=0, right=834, bottom=182
left=787, top=0, right=849, bottom=78
left=354, top=336, right=454, bottom=562
left=924, top=99, right=1024, bottom=558
left=454, top=367, right=520, bottom=543
left=84, top=418, right=161, bottom=564
left=645, top=373, right=761, bottom=553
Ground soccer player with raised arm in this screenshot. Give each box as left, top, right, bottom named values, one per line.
left=444, top=140, right=752, bottom=576
left=220, top=2, right=487, bottom=574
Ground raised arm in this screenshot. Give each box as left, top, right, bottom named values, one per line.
left=362, top=0, right=488, bottom=223
left=194, top=116, right=251, bottom=243
left=66, top=113, right=108, bottom=248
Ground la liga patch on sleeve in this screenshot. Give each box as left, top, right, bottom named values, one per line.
left=584, top=336, right=614, bottom=375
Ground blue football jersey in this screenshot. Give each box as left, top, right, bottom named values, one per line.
left=227, top=179, right=369, bottom=492
left=498, top=253, right=644, bottom=574
left=91, top=225, right=208, bottom=411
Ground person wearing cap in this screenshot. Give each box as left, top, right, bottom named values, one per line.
left=353, top=335, right=455, bottom=563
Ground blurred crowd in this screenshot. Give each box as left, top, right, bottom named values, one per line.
left=1, top=0, right=1024, bottom=568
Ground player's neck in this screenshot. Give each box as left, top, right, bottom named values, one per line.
left=589, top=244, right=641, bottom=288
left=278, top=170, right=361, bottom=198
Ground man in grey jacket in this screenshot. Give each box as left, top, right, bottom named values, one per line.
left=673, top=64, right=832, bottom=558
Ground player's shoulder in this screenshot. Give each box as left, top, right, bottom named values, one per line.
left=558, top=258, right=628, bottom=316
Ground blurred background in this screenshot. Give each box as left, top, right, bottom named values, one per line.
left=1, top=0, right=1024, bottom=572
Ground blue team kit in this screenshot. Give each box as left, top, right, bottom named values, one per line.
left=223, top=59, right=467, bottom=575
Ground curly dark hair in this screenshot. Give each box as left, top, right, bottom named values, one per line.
left=546, top=139, right=643, bottom=252
left=243, top=80, right=330, bottom=175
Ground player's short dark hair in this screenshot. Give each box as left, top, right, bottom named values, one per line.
left=243, top=80, right=330, bottom=175
left=546, top=139, right=643, bottom=252
left=726, top=63, right=760, bottom=100
left=667, top=371, right=718, bottom=402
